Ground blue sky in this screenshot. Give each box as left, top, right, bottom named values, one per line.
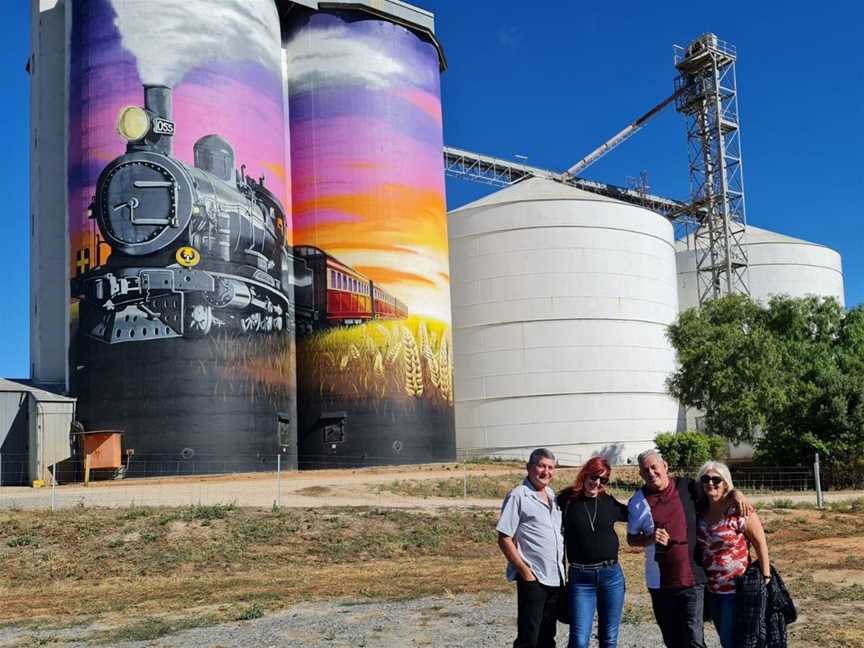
left=2, top=1, right=862, bottom=379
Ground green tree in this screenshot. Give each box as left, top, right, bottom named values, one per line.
left=667, top=295, right=864, bottom=467
left=666, top=294, right=783, bottom=444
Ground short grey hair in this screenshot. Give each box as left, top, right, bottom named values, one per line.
left=637, top=448, right=664, bottom=466
left=527, top=448, right=556, bottom=468
left=697, top=461, right=735, bottom=491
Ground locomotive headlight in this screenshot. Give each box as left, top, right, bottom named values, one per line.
left=116, top=106, right=150, bottom=142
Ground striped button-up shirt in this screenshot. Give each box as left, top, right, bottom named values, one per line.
left=496, top=478, right=565, bottom=587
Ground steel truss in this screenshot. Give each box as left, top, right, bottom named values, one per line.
left=443, top=146, right=688, bottom=218
left=674, top=34, right=749, bottom=305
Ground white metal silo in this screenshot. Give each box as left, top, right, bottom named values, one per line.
left=676, top=225, right=845, bottom=311
left=448, top=177, right=681, bottom=466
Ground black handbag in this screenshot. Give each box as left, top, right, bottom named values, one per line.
left=556, top=583, right=570, bottom=624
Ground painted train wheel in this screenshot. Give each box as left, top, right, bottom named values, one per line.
left=184, top=299, right=213, bottom=337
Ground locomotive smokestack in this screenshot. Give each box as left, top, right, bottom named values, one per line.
left=144, top=85, right=173, bottom=155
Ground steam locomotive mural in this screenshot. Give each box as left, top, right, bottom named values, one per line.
left=67, top=0, right=299, bottom=472
left=73, top=85, right=298, bottom=343
left=72, top=86, right=409, bottom=345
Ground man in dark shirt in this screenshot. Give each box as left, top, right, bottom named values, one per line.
left=627, top=449, right=749, bottom=648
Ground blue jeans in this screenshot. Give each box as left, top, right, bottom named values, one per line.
left=568, top=563, right=625, bottom=648
left=710, top=592, right=736, bottom=648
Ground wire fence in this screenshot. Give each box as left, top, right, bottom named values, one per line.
left=0, top=449, right=856, bottom=512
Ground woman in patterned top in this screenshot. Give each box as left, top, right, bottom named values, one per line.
left=696, top=461, right=771, bottom=648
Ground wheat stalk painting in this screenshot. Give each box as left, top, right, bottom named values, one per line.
left=295, top=316, right=453, bottom=414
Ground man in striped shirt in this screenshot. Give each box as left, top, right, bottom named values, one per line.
left=497, top=448, right=565, bottom=648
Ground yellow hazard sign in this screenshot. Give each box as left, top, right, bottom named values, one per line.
left=176, top=246, right=201, bottom=268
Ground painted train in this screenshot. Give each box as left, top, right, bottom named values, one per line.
left=72, top=85, right=406, bottom=344
left=294, top=246, right=408, bottom=333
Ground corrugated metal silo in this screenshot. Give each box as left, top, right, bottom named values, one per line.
left=284, top=4, right=455, bottom=468
left=676, top=225, right=845, bottom=310
left=448, top=177, right=681, bottom=465
left=67, top=0, right=297, bottom=474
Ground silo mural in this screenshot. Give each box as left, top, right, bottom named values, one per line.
left=68, top=0, right=298, bottom=473
left=284, top=10, right=456, bottom=467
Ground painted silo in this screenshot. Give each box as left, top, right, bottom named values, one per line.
left=448, top=177, right=681, bottom=465
left=284, top=6, right=455, bottom=467
left=68, top=0, right=298, bottom=473
left=676, top=225, right=845, bottom=310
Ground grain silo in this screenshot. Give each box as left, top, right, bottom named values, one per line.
left=676, top=225, right=845, bottom=310
left=448, top=177, right=681, bottom=465
left=66, top=0, right=297, bottom=474
left=283, top=3, right=455, bottom=467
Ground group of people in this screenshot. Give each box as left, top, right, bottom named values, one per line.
left=497, top=447, right=791, bottom=648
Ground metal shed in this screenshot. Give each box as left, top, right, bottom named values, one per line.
left=0, top=379, right=75, bottom=486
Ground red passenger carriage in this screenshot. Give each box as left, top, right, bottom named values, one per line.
left=294, top=246, right=407, bottom=329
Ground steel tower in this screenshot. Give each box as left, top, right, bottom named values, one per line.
left=674, top=34, right=749, bottom=304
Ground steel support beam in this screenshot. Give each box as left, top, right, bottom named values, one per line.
left=674, top=34, right=749, bottom=304
left=443, top=146, right=689, bottom=219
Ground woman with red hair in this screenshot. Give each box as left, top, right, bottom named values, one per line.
left=558, top=457, right=628, bottom=648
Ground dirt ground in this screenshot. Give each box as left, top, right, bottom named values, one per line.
left=1, top=465, right=863, bottom=647
left=1, top=463, right=858, bottom=510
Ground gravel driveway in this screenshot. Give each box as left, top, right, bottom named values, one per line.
left=3, top=593, right=721, bottom=647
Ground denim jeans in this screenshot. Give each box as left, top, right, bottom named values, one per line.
left=567, top=563, right=625, bottom=648
left=710, top=592, right=736, bottom=648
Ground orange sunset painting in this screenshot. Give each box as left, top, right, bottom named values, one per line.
left=285, top=10, right=456, bottom=467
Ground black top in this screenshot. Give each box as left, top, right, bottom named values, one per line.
left=561, top=492, right=628, bottom=565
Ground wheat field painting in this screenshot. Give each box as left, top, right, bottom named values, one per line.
left=299, top=316, right=452, bottom=411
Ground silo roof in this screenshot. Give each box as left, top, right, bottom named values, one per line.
left=744, top=226, right=832, bottom=247
left=277, top=0, right=446, bottom=70
left=451, top=176, right=631, bottom=213
left=675, top=225, right=838, bottom=252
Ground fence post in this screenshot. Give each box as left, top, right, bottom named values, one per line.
left=814, top=452, right=824, bottom=509
left=276, top=454, right=281, bottom=510
left=463, top=456, right=468, bottom=503
left=50, top=467, right=56, bottom=512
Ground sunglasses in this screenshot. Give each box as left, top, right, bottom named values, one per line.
left=700, top=475, right=724, bottom=486
left=588, top=474, right=610, bottom=485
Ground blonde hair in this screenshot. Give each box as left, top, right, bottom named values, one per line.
left=696, top=461, right=735, bottom=491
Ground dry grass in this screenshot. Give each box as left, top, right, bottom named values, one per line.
left=1, top=505, right=863, bottom=645
left=0, top=506, right=500, bottom=628
left=756, top=507, right=864, bottom=647
left=378, top=470, right=639, bottom=501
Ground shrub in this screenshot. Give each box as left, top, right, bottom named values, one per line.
left=654, top=430, right=727, bottom=471
left=6, top=535, right=36, bottom=548
left=236, top=601, right=266, bottom=621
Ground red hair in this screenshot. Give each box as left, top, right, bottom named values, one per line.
left=571, top=456, right=612, bottom=499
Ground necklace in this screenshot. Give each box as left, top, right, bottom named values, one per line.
left=583, top=497, right=599, bottom=532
